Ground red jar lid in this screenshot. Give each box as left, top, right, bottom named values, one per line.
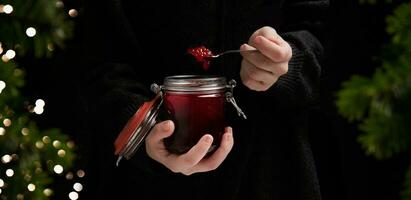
left=114, top=93, right=162, bottom=166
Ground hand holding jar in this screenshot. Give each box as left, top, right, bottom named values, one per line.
left=145, top=120, right=233, bottom=176
left=114, top=76, right=244, bottom=175
left=240, top=26, right=292, bottom=91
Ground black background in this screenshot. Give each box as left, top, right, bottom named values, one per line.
left=20, top=0, right=411, bottom=199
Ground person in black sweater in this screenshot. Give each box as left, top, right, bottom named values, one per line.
left=81, top=0, right=330, bottom=199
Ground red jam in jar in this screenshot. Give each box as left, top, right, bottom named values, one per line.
left=114, top=75, right=246, bottom=165
left=161, top=75, right=227, bottom=154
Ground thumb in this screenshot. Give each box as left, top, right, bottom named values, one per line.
left=147, top=120, right=175, bottom=143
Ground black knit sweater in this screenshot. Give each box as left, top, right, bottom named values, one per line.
left=82, top=0, right=329, bottom=199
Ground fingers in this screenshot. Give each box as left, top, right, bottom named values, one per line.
left=252, top=36, right=292, bottom=64
left=241, top=58, right=276, bottom=83
left=170, top=134, right=214, bottom=174
left=240, top=43, right=274, bottom=73
left=146, top=124, right=234, bottom=176
left=145, top=120, right=174, bottom=162
left=248, top=26, right=292, bottom=59
left=240, top=26, right=292, bottom=91
left=249, top=26, right=282, bottom=44
left=146, top=120, right=174, bottom=144
left=247, top=26, right=292, bottom=64
left=184, top=127, right=234, bottom=175
left=240, top=59, right=277, bottom=91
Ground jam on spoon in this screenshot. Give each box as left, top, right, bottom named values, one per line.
left=187, top=46, right=214, bottom=71
left=187, top=45, right=259, bottom=71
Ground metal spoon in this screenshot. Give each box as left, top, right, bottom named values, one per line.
left=207, top=49, right=259, bottom=58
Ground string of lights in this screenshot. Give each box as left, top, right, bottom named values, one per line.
left=0, top=0, right=85, bottom=199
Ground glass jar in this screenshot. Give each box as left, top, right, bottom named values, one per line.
left=114, top=75, right=246, bottom=166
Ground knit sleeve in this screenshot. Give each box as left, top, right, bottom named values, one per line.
left=81, top=0, right=172, bottom=177
left=264, top=0, right=329, bottom=109
left=84, top=62, right=171, bottom=172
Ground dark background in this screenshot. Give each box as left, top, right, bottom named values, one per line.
left=20, top=0, right=411, bottom=199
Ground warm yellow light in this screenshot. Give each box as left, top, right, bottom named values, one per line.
left=68, top=9, right=78, bottom=17
left=73, top=183, right=83, bottom=192
left=27, top=183, right=36, bottom=192
left=58, top=149, right=66, bottom=157
left=66, top=172, right=74, bottom=180
left=42, top=136, right=51, bottom=143
left=3, top=118, right=11, bottom=127
left=16, top=194, right=24, bottom=200
left=6, top=169, right=14, bottom=177
left=2, top=55, right=9, bottom=62
left=0, top=81, right=5, bottom=94
left=34, top=106, right=44, bottom=114
left=1, top=154, right=11, bottom=163
left=21, top=128, right=29, bottom=136
left=67, top=141, right=75, bottom=149
left=54, top=165, right=64, bottom=174
left=53, top=140, right=61, bottom=148
left=69, top=191, right=79, bottom=200
left=2, top=5, right=13, bottom=14
left=26, top=27, right=36, bottom=37
left=76, top=170, right=85, bottom=178
left=35, top=99, right=45, bottom=106
left=35, top=141, right=44, bottom=149
left=43, top=188, right=53, bottom=196
left=5, top=49, right=15, bottom=59
left=47, top=43, right=54, bottom=51
left=55, top=1, right=64, bottom=8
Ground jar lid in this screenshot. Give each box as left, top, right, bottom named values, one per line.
left=163, top=75, right=227, bottom=92
left=114, top=93, right=162, bottom=166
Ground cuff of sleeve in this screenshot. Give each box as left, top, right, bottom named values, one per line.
left=274, top=43, right=305, bottom=96
left=267, top=42, right=306, bottom=105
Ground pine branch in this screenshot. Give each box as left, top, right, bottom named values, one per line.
left=336, top=2, right=411, bottom=199
left=0, top=0, right=80, bottom=199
